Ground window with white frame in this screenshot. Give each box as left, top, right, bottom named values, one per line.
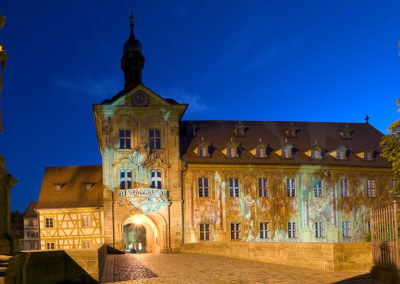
left=82, top=216, right=91, bottom=227
left=259, top=178, right=268, bottom=197
left=288, top=222, right=297, bottom=238
left=367, top=179, right=375, bottom=197
left=46, top=242, right=55, bottom=250
left=45, top=218, right=53, bottom=228
left=314, top=180, right=322, bottom=197
left=149, top=129, right=161, bottom=150
left=260, top=222, right=270, bottom=239
left=198, top=177, right=209, bottom=197
left=150, top=170, right=162, bottom=189
left=120, top=170, right=132, bottom=189
left=287, top=178, right=296, bottom=197
left=229, top=178, right=239, bottom=197
left=315, top=222, right=324, bottom=238
left=231, top=223, right=240, bottom=240
left=342, top=221, right=351, bottom=237
left=82, top=241, right=91, bottom=249
left=119, top=129, right=131, bottom=149
left=340, top=179, right=349, bottom=197
left=199, top=224, right=210, bottom=241
left=283, top=147, right=292, bottom=159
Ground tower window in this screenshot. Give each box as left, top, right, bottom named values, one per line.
left=150, top=170, right=162, bottom=189
left=198, top=177, right=209, bottom=197
left=287, top=178, right=296, bottom=197
left=119, top=129, right=131, bottom=149
left=259, top=178, right=268, bottom=197
left=229, top=178, right=239, bottom=197
left=120, top=170, right=132, bottom=189
left=149, top=129, right=161, bottom=150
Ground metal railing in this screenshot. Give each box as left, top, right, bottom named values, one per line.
left=370, top=201, right=399, bottom=270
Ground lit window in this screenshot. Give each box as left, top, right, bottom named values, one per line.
left=342, top=221, right=351, bottom=237
left=46, top=242, right=55, bottom=250
left=55, top=184, right=62, bottom=191
left=119, top=129, right=131, bottom=149
left=259, top=178, right=268, bottom=197
left=198, top=177, right=209, bottom=197
left=45, top=218, right=53, bottom=228
left=82, top=241, right=91, bottom=249
left=231, top=223, right=240, bottom=240
left=150, top=170, right=162, bottom=189
left=315, top=222, right=324, bottom=238
left=149, top=129, right=161, bottom=150
left=341, top=179, right=349, bottom=197
left=314, top=181, right=322, bottom=197
left=229, top=178, right=239, bottom=197
left=82, top=216, right=91, bottom=227
left=84, top=184, right=92, bottom=191
left=312, top=149, right=322, bottom=160
left=120, top=170, right=132, bottom=189
left=288, top=222, right=297, bottom=238
left=367, top=179, right=375, bottom=197
left=260, top=222, right=270, bottom=239
left=287, top=178, right=296, bottom=197
left=199, top=224, right=210, bottom=241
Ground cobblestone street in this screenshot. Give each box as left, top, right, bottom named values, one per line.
left=100, top=253, right=381, bottom=284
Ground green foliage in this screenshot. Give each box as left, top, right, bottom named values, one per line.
left=380, top=98, right=400, bottom=197
left=11, top=209, right=23, bottom=223
left=364, top=232, right=371, bottom=242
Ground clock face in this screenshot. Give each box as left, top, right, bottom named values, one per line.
left=132, top=91, right=149, bottom=107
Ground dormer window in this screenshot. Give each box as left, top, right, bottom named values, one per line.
left=312, top=148, right=322, bottom=160
left=224, top=139, right=239, bottom=158
left=285, top=124, right=298, bottom=138
left=282, top=144, right=294, bottom=159
left=365, top=150, right=374, bottom=161
left=84, top=184, right=93, bottom=191
left=256, top=147, right=265, bottom=158
left=337, top=149, right=347, bottom=160
left=227, top=147, right=235, bottom=158
left=234, top=122, right=246, bottom=137
left=339, top=125, right=353, bottom=140
left=199, top=146, right=208, bottom=157
left=54, top=184, right=63, bottom=192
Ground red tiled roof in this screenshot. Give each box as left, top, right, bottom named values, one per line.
left=36, top=165, right=103, bottom=210
left=180, top=120, right=391, bottom=168
left=23, top=201, right=37, bottom=218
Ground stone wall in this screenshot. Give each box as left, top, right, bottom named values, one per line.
left=6, top=244, right=109, bottom=283
left=181, top=241, right=372, bottom=272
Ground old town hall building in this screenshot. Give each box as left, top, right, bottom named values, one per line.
left=35, top=14, right=394, bottom=253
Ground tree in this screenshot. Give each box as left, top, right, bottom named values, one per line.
left=380, top=98, right=400, bottom=196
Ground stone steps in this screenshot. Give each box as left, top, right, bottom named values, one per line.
left=0, top=255, right=12, bottom=279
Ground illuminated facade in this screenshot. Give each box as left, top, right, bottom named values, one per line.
left=36, top=14, right=394, bottom=252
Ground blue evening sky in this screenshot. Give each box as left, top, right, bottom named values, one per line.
left=1, top=0, right=399, bottom=211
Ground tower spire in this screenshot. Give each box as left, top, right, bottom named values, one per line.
left=121, top=12, right=145, bottom=90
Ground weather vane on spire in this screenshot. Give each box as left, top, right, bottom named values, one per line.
left=365, top=114, right=370, bottom=124
left=129, top=12, right=134, bottom=37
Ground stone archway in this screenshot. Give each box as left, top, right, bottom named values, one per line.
left=123, top=214, right=161, bottom=253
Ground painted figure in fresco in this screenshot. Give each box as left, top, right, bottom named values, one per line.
left=0, top=14, right=7, bottom=133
